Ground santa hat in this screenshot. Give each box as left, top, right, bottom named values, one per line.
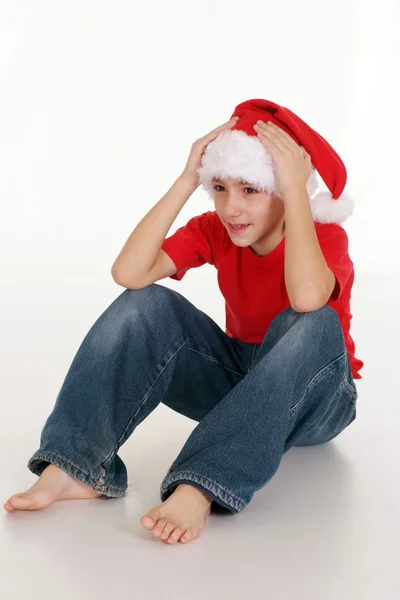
left=197, top=98, right=354, bottom=224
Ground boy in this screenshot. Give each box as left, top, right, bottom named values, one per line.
left=4, top=99, right=363, bottom=546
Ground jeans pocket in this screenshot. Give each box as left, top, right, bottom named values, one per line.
left=323, top=377, right=358, bottom=439
left=336, top=374, right=358, bottom=408
left=293, top=375, right=357, bottom=446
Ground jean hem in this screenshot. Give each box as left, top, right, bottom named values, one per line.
left=160, top=470, right=246, bottom=513
left=27, top=451, right=126, bottom=498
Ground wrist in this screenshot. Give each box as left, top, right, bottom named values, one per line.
left=281, top=184, right=309, bottom=201
left=179, top=172, right=200, bottom=191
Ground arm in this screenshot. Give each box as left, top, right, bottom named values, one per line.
left=252, top=120, right=336, bottom=312
left=111, top=116, right=239, bottom=289
left=283, top=185, right=336, bottom=312
left=111, top=175, right=198, bottom=288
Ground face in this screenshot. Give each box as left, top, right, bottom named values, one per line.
left=211, top=178, right=285, bottom=256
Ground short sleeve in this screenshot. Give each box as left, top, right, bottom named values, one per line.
left=317, top=224, right=353, bottom=302
left=161, top=212, right=215, bottom=281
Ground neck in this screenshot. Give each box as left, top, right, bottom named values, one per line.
left=249, top=219, right=285, bottom=257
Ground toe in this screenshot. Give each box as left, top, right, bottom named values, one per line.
left=152, top=519, right=167, bottom=537
left=3, top=502, right=15, bottom=513
left=180, top=528, right=200, bottom=543
left=160, top=522, right=175, bottom=541
left=140, top=515, right=156, bottom=530
left=167, top=527, right=186, bottom=544
left=7, top=494, right=36, bottom=510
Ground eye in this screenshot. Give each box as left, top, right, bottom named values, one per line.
left=212, top=185, right=258, bottom=194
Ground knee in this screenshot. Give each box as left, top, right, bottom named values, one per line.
left=122, top=282, right=174, bottom=303
left=91, top=284, right=177, bottom=345
left=277, top=304, right=341, bottom=333
left=298, top=305, right=342, bottom=340
left=264, top=305, right=344, bottom=359
left=118, top=283, right=177, bottom=319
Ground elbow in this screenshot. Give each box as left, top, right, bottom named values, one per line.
left=111, top=263, right=121, bottom=281
left=288, top=272, right=336, bottom=313
left=111, top=265, right=125, bottom=286
left=111, top=266, right=141, bottom=290
left=291, top=301, right=326, bottom=313
left=290, top=293, right=327, bottom=313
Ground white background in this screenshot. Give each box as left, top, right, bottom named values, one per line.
left=1, top=1, right=399, bottom=599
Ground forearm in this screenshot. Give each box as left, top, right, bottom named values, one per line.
left=111, top=174, right=198, bottom=282
left=283, top=186, right=335, bottom=311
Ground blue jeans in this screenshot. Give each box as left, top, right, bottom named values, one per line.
left=28, top=284, right=358, bottom=513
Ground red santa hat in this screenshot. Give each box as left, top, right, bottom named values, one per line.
left=197, top=98, right=354, bottom=224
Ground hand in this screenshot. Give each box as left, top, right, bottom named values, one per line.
left=253, top=120, right=312, bottom=197
left=181, top=116, right=239, bottom=187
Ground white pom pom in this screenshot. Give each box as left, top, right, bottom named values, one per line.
left=310, top=191, right=355, bottom=224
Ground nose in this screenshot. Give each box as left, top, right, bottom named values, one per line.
left=225, top=190, right=245, bottom=217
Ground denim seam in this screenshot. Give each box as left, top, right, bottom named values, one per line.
left=102, top=335, right=190, bottom=466
left=187, top=347, right=244, bottom=377
left=27, top=451, right=125, bottom=496
left=336, top=382, right=358, bottom=407
left=344, top=404, right=357, bottom=428
left=293, top=400, right=357, bottom=447
left=291, top=380, right=358, bottom=443
left=247, top=343, right=260, bottom=373
left=289, top=352, right=347, bottom=417
left=306, top=352, right=347, bottom=393
left=161, top=470, right=246, bottom=512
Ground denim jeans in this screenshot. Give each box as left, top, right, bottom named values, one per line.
left=28, top=283, right=358, bottom=513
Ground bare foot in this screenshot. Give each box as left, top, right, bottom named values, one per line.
left=4, top=464, right=102, bottom=512
left=140, top=483, right=212, bottom=545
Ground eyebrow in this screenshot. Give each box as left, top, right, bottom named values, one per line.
left=213, top=178, right=253, bottom=186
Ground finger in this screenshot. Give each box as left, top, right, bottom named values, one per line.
left=204, top=117, right=239, bottom=140
left=299, top=146, right=312, bottom=168
left=256, top=122, right=297, bottom=153
left=268, top=123, right=298, bottom=147
left=267, top=126, right=297, bottom=153
left=256, top=129, right=286, bottom=154
left=217, top=116, right=239, bottom=130
left=268, top=127, right=305, bottom=158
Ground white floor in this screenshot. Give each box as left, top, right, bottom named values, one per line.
left=1, top=275, right=398, bottom=600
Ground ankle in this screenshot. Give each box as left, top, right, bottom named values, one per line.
left=176, top=484, right=212, bottom=505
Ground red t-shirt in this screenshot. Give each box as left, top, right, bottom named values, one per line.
left=161, top=210, right=363, bottom=380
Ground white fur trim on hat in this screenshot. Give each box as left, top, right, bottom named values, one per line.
left=196, top=129, right=354, bottom=224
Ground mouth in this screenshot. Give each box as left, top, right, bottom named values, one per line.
left=227, top=222, right=251, bottom=235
